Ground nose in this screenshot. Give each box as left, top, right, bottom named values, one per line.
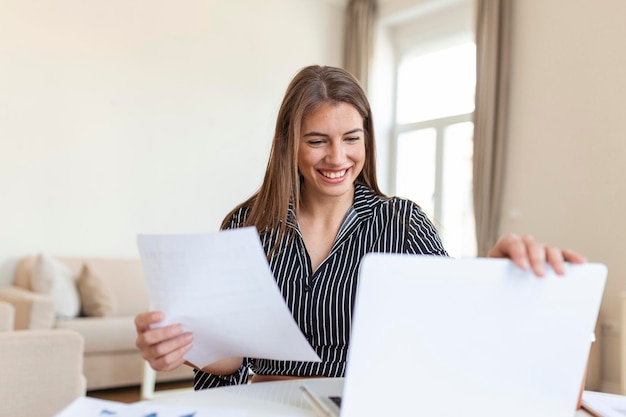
left=326, top=141, right=346, bottom=165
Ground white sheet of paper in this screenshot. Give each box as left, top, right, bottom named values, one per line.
left=54, top=396, right=248, bottom=417
left=137, top=227, right=320, bottom=369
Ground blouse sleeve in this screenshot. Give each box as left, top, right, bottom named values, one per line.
left=192, top=358, right=252, bottom=390
left=403, top=200, right=449, bottom=256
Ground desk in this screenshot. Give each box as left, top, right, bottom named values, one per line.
left=150, top=377, right=341, bottom=416
left=148, top=377, right=594, bottom=417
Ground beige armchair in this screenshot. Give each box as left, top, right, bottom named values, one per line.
left=0, top=301, right=86, bottom=417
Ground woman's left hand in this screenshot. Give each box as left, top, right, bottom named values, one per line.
left=488, top=233, right=587, bottom=276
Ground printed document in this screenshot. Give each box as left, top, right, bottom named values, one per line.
left=54, top=396, right=247, bottom=417
left=137, top=227, right=320, bottom=369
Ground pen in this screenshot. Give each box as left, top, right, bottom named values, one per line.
left=300, top=384, right=334, bottom=417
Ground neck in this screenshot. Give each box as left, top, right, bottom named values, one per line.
left=298, top=184, right=355, bottom=222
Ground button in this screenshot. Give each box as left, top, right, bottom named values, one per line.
left=304, top=284, right=313, bottom=292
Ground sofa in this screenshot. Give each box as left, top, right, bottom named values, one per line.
left=0, top=254, right=192, bottom=391
left=0, top=300, right=86, bottom=417
left=0, top=300, right=14, bottom=332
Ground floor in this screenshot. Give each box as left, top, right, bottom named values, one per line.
left=87, top=380, right=194, bottom=404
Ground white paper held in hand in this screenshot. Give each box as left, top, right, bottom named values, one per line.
left=137, top=227, right=321, bottom=369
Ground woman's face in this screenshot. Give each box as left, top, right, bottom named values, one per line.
left=298, top=102, right=365, bottom=201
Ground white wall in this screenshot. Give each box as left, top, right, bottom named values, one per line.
left=502, top=0, right=626, bottom=393
left=0, top=0, right=344, bottom=282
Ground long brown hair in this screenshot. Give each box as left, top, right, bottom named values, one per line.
left=221, top=65, right=384, bottom=241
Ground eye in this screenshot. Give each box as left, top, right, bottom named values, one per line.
left=307, top=139, right=325, bottom=146
left=345, top=136, right=361, bottom=143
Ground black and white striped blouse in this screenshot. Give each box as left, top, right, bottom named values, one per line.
left=193, top=183, right=448, bottom=390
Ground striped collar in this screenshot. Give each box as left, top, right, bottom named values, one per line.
left=286, top=183, right=382, bottom=229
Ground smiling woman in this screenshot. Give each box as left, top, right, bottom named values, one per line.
left=133, top=64, right=586, bottom=392
left=298, top=102, right=366, bottom=271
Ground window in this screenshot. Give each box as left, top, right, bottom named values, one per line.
left=394, top=42, right=476, bottom=257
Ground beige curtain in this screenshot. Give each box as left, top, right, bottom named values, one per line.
left=343, top=0, right=377, bottom=92
left=473, top=0, right=512, bottom=256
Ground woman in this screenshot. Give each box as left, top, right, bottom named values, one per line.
left=135, top=65, right=585, bottom=390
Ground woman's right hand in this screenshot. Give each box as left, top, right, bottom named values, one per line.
left=135, top=311, right=193, bottom=372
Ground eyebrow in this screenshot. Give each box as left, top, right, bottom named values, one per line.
left=303, top=128, right=364, bottom=138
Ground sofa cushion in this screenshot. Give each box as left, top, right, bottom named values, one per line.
left=76, top=264, right=115, bottom=317
left=31, top=254, right=81, bottom=319
left=12, top=257, right=32, bottom=290
left=56, top=316, right=138, bottom=353
left=82, top=258, right=149, bottom=317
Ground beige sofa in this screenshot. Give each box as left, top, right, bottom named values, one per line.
left=0, top=255, right=192, bottom=391
left=0, top=301, right=86, bottom=417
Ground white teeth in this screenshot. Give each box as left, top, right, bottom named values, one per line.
left=321, top=170, right=346, bottom=179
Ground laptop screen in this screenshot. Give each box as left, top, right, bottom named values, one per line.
left=340, top=255, right=606, bottom=417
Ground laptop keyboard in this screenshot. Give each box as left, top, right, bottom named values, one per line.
left=329, top=396, right=342, bottom=408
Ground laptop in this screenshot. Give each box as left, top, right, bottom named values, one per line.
left=304, top=254, right=607, bottom=417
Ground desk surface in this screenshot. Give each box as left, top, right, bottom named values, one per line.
left=149, top=377, right=594, bottom=417
left=152, top=377, right=341, bottom=416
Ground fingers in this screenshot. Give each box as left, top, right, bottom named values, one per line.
left=134, top=311, right=194, bottom=372
left=489, top=233, right=530, bottom=270
left=561, top=248, right=587, bottom=264
left=137, top=322, right=185, bottom=347
left=134, top=311, right=163, bottom=333
left=142, top=330, right=194, bottom=371
left=545, top=244, right=565, bottom=275
left=521, top=235, right=546, bottom=276
left=488, top=233, right=587, bottom=277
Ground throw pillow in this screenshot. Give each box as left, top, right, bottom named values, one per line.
left=76, top=264, right=115, bottom=317
left=31, top=253, right=81, bottom=319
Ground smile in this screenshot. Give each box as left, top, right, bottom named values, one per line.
left=320, top=169, right=347, bottom=179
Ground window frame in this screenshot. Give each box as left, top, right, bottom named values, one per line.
left=393, top=112, right=473, bottom=225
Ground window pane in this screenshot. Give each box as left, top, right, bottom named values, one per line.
left=441, top=122, right=475, bottom=257
left=395, top=128, right=436, bottom=220
left=396, top=43, right=476, bottom=124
